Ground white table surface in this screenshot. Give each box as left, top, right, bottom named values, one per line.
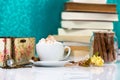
left=0, top=62, right=120, bottom=80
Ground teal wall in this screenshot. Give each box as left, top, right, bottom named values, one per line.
left=0, top=0, right=66, bottom=42
left=0, top=0, right=120, bottom=47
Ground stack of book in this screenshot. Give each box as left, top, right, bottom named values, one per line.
left=54, top=0, right=119, bottom=61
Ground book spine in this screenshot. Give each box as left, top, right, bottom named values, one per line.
left=61, top=21, right=113, bottom=30
left=65, top=2, right=117, bottom=13
left=58, top=28, right=111, bottom=36
left=62, top=12, right=118, bottom=21
left=53, top=35, right=91, bottom=43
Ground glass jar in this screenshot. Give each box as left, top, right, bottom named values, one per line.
left=90, top=32, right=118, bottom=63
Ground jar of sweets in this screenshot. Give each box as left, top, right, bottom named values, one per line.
left=90, top=31, right=118, bottom=63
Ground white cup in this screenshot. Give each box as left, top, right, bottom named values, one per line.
left=36, top=41, right=71, bottom=61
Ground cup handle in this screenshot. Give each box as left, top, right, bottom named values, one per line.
left=62, top=46, right=71, bottom=60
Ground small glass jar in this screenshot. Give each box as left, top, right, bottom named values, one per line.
left=90, top=32, right=118, bottom=63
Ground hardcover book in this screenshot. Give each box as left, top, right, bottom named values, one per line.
left=62, top=12, right=118, bottom=21
left=53, top=35, right=91, bottom=43
left=65, top=2, right=117, bottom=13
left=61, top=21, right=113, bottom=30
left=70, top=46, right=90, bottom=51
left=58, top=28, right=112, bottom=36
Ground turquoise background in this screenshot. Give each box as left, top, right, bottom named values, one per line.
left=0, top=0, right=66, bottom=42
left=0, top=0, right=120, bottom=47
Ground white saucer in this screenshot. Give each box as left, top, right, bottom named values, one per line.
left=33, top=61, right=69, bottom=67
